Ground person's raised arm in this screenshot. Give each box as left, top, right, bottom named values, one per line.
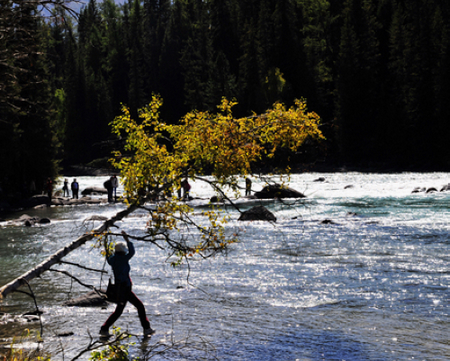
left=121, top=231, right=135, bottom=258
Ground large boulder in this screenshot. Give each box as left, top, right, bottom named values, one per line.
left=13, top=214, right=51, bottom=227
left=68, top=196, right=104, bottom=205
left=254, top=183, right=305, bottom=199
left=238, top=205, right=277, bottom=222
left=63, top=290, right=108, bottom=307
left=82, top=187, right=108, bottom=196
left=210, top=195, right=224, bottom=203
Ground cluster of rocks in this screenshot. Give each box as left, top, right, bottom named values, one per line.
left=9, top=214, right=51, bottom=227
left=19, top=191, right=108, bottom=209
left=0, top=186, right=111, bottom=215
left=412, top=183, right=450, bottom=193
left=237, top=183, right=306, bottom=222
left=0, top=190, right=112, bottom=224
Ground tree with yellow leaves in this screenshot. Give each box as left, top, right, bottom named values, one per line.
left=109, top=95, right=324, bottom=265
left=0, top=94, right=323, bottom=298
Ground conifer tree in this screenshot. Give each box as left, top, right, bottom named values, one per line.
left=69, top=0, right=113, bottom=162
left=209, top=0, right=240, bottom=77
left=143, top=0, right=171, bottom=97
left=336, top=0, right=382, bottom=163
left=388, top=0, right=439, bottom=164
left=301, top=0, right=332, bottom=112
left=0, top=0, right=59, bottom=199
left=102, top=0, right=129, bottom=116
left=206, top=0, right=239, bottom=108
left=126, top=0, right=146, bottom=120
left=158, top=0, right=189, bottom=122
left=179, top=0, right=218, bottom=111
left=433, top=1, right=450, bottom=162
left=236, top=0, right=266, bottom=114
left=63, top=26, right=86, bottom=165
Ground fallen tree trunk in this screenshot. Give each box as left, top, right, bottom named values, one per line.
left=0, top=204, right=138, bottom=298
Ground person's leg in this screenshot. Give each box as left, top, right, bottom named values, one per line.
left=101, top=301, right=127, bottom=332
left=128, top=291, right=151, bottom=330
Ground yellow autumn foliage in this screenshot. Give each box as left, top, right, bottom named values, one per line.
left=109, top=95, right=323, bottom=263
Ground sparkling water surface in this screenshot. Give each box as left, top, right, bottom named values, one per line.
left=1, top=173, right=450, bottom=360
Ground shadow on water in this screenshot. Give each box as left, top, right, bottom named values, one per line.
left=219, top=327, right=388, bottom=361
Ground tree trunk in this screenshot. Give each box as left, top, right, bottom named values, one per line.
left=0, top=204, right=138, bottom=298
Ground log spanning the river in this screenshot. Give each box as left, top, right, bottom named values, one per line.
left=0, top=204, right=139, bottom=299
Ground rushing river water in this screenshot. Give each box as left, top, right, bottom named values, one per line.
left=1, top=172, right=450, bottom=360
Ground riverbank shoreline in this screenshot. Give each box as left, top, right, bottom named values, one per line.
left=2, top=161, right=449, bottom=218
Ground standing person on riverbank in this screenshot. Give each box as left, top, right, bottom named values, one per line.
left=111, top=175, right=118, bottom=202
left=245, top=177, right=252, bottom=196
left=104, top=177, right=113, bottom=202
left=181, top=178, right=191, bottom=200
left=45, top=178, right=53, bottom=205
left=100, top=231, right=154, bottom=338
left=71, top=178, right=79, bottom=199
left=63, top=179, right=69, bottom=197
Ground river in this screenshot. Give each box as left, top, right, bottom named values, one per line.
left=1, top=172, right=449, bottom=360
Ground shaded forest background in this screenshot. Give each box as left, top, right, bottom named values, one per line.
left=1, top=0, right=450, bottom=202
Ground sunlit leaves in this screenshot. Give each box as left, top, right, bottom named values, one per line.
left=169, top=97, right=324, bottom=181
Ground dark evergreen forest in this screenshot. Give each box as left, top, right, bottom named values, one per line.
left=2, top=0, right=450, bottom=202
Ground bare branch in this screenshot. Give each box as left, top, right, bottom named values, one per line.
left=48, top=269, right=98, bottom=290
left=15, top=279, right=44, bottom=336
left=58, top=260, right=108, bottom=274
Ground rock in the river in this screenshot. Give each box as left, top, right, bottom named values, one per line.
left=412, top=187, right=426, bottom=193
left=321, top=219, right=337, bottom=225
left=85, top=215, right=108, bottom=221
left=82, top=187, right=108, bottom=196
left=238, top=205, right=277, bottom=222
left=15, top=214, right=51, bottom=227
left=63, top=290, right=108, bottom=307
left=254, top=184, right=305, bottom=199
left=53, top=196, right=105, bottom=206
left=210, top=195, right=224, bottom=203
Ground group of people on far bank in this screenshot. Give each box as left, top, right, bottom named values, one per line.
left=46, top=176, right=118, bottom=204
left=45, top=175, right=253, bottom=206
left=63, top=176, right=119, bottom=203
left=61, top=178, right=79, bottom=199
left=46, top=177, right=79, bottom=204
